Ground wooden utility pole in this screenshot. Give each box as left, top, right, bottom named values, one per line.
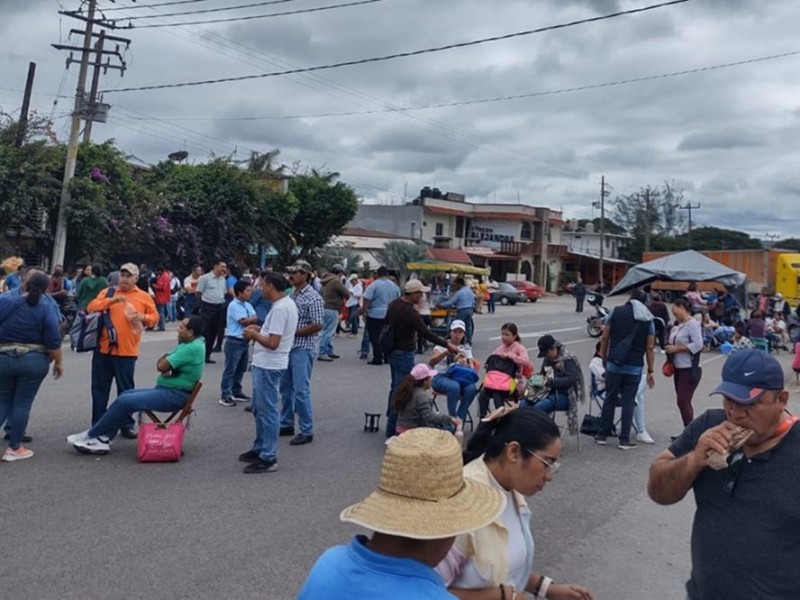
left=598, top=176, right=609, bottom=287
left=83, top=30, right=106, bottom=144
left=52, top=0, right=97, bottom=268
left=15, top=62, right=36, bottom=148
left=679, top=202, right=701, bottom=249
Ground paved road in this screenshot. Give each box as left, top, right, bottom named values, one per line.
left=2, top=295, right=798, bottom=599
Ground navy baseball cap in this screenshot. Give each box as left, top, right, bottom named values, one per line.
left=710, top=350, right=785, bottom=405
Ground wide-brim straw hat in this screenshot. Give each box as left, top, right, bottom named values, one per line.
left=340, top=428, right=505, bottom=540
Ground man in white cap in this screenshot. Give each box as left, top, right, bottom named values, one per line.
left=297, top=428, right=505, bottom=599
left=381, top=280, right=459, bottom=437
left=85, top=262, right=159, bottom=439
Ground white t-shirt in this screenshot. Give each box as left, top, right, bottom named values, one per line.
left=346, top=281, right=363, bottom=308
left=431, top=343, right=473, bottom=375
left=252, top=296, right=298, bottom=370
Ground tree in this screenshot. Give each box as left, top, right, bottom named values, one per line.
left=774, top=239, right=800, bottom=251
left=270, top=169, right=359, bottom=267
left=313, top=242, right=363, bottom=274
left=375, top=240, right=427, bottom=283
left=671, top=227, right=762, bottom=251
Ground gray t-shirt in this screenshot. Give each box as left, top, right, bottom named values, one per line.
left=196, top=272, right=227, bottom=304
left=669, top=409, right=800, bottom=600
left=396, top=387, right=452, bottom=430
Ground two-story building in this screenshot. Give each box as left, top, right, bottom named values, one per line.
left=561, top=220, right=632, bottom=287
left=351, top=188, right=569, bottom=290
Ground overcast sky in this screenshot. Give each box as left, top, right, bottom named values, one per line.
left=2, top=0, right=799, bottom=238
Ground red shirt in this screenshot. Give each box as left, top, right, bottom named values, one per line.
left=154, top=271, right=172, bottom=305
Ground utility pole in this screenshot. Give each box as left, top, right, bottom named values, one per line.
left=592, top=176, right=610, bottom=288
left=15, top=62, right=36, bottom=148
left=643, top=188, right=652, bottom=254
left=52, top=0, right=97, bottom=268
left=679, top=202, right=701, bottom=249
left=51, top=3, right=129, bottom=267
left=83, top=30, right=106, bottom=144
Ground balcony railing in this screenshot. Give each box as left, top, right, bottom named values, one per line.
left=499, top=241, right=569, bottom=257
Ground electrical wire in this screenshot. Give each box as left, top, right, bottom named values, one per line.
left=120, top=0, right=322, bottom=19
left=103, top=0, right=692, bottom=93
left=102, top=0, right=216, bottom=11
left=127, top=0, right=387, bottom=28
left=121, top=50, right=800, bottom=122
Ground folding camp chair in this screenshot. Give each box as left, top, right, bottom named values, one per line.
left=585, top=374, right=639, bottom=437
left=431, top=358, right=480, bottom=432
left=141, top=381, right=202, bottom=426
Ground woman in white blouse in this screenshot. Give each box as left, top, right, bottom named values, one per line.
left=436, top=405, right=594, bottom=600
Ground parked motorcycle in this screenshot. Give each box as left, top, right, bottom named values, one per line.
left=586, top=291, right=609, bottom=338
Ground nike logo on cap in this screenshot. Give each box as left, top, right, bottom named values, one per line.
left=744, top=371, right=756, bottom=376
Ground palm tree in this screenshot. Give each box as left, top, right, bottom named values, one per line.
left=375, top=241, right=427, bottom=283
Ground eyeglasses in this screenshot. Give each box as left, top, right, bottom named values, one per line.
left=528, top=450, right=560, bottom=473
left=723, top=450, right=745, bottom=496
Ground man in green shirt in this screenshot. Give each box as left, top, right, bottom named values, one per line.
left=69, top=316, right=205, bottom=455
left=75, top=264, right=109, bottom=309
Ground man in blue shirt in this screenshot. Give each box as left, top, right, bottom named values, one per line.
left=361, top=266, right=400, bottom=365
left=3, top=265, right=23, bottom=293
left=297, top=428, right=504, bottom=600
left=438, top=277, right=476, bottom=345
left=219, top=280, right=258, bottom=407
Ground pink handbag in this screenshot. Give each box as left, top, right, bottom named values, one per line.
left=137, top=422, right=186, bottom=463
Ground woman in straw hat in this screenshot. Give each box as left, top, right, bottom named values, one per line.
left=437, top=405, right=594, bottom=600
left=298, top=428, right=505, bottom=599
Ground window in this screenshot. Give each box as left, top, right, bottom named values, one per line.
left=455, top=216, right=465, bottom=238
left=435, top=222, right=444, bottom=236
left=520, top=222, right=532, bottom=240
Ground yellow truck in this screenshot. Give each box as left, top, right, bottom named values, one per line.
left=643, top=249, right=800, bottom=308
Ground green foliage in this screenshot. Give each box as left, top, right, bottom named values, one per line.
left=775, top=239, right=800, bottom=251
left=613, top=181, right=687, bottom=240
left=313, top=242, right=363, bottom=274
left=270, top=170, right=359, bottom=267
left=375, top=240, right=427, bottom=283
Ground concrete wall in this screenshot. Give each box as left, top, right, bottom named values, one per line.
left=352, top=205, right=424, bottom=240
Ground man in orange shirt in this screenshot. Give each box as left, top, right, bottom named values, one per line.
left=86, top=262, right=159, bottom=439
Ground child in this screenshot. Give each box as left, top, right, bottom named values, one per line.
left=478, top=323, right=532, bottom=416
left=589, top=341, right=605, bottom=393
left=394, top=363, right=460, bottom=434
left=793, top=340, right=800, bottom=384
left=732, top=321, right=753, bottom=352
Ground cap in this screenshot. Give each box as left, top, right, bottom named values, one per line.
left=404, top=279, right=430, bottom=294
left=288, top=260, right=312, bottom=273
left=410, top=363, right=437, bottom=380
left=450, top=319, right=466, bottom=331
left=119, top=262, right=140, bottom=278
left=348, top=273, right=359, bottom=281
left=710, top=349, right=785, bottom=405
left=330, top=264, right=344, bottom=274
left=537, top=334, right=557, bottom=358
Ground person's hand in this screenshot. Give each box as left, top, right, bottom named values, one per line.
left=646, top=372, right=655, bottom=389
left=665, top=345, right=679, bottom=354
left=481, top=401, right=519, bottom=422
left=450, top=416, right=462, bottom=427
left=52, top=362, right=63, bottom=380
left=691, top=421, right=738, bottom=467
left=242, top=326, right=260, bottom=341
left=446, top=342, right=460, bottom=354
left=547, top=583, right=595, bottom=600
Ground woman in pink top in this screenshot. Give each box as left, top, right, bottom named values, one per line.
left=793, top=340, right=800, bottom=384
left=478, top=323, right=532, bottom=416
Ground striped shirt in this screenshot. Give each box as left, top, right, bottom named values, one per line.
left=291, top=284, right=324, bottom=353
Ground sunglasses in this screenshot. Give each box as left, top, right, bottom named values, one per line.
left=723, top=450, right=746, bottom=496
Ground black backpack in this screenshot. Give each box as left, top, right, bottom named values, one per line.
left=70, top=287, right=117, bottom=352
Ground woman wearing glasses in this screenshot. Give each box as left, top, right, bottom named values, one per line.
left=436, top=405, right=594, bottom=600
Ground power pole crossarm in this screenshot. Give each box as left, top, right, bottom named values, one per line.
left=679, top=202, right=701, bottom=249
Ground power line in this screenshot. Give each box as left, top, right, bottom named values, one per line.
left=118, top=0, right=318, bottom=19
left=122, top=49, right=800, bottom=122
left=102, top=0, right=216, bottom=11
left=127, top=0, right=387, bottom=28
left=103, top=0, right=692, bottom=93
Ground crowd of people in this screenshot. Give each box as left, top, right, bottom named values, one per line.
left=3, top=256, right=800, bottom=599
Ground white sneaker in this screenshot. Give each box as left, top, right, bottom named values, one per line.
left=636, top=431, right=655, bottom=444
left=2, top=446, right=34, bottom=461
left=73, top=437, right=110, bottom=455
left=66, top=430, right=90, bottom=445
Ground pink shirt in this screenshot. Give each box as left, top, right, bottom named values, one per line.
left=490, top=341, right=532, bottom=376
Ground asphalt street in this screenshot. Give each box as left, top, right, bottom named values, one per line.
left=3, top=294, right=799, bottom=599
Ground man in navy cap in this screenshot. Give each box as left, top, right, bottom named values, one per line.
left=647, top=350, right=799, bottom=600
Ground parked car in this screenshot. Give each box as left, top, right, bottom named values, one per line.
left=508, top=280, right=543, bottom=302
left=492, top=283, right=528, bottom=305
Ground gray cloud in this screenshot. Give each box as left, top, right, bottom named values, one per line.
left=677, top=129, right=768, bottom=151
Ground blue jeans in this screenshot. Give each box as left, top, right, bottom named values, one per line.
left=280, top=348, right=315, bottom=435
left=456, top=308, right=475, bottom=345
left=360, top=326, right=370, bottom=357
left=600, top=371, right=640, bottom=443
left=432, top=374, right=477, bottom=421
left=487, top=295, right=496, bottom=314
left=221, top=337, right=249, bottom=398
left=532, top=390, right=570, bottom=413
left=167, top=299, right=177, bottom=322
left=319, top=309, right=339, bottom=357
left=0, top=351, right=50, bottom=449
left=387, top=350, right=415, bottom=436
left=91, top=352, right=137, bottom=431
left=348, top=307, right=360, bottom=335
left=89, top=386, right=188, bottom=440
left=156, top=304, right=168, bottom=331
left=252, top=366, right=285, bottom=461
